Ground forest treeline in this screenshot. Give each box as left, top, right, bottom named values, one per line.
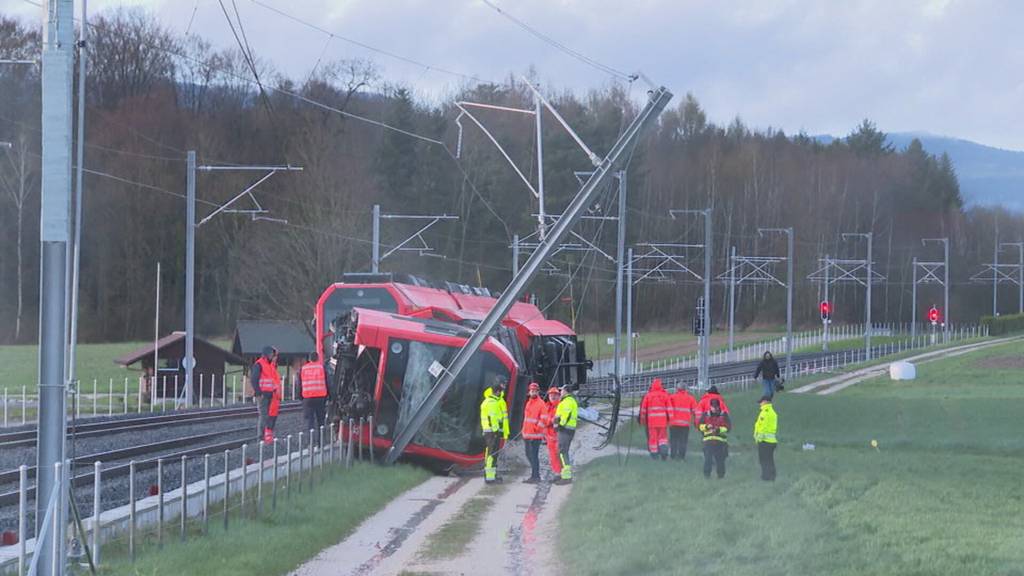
left=1, top=9, right=1022, bottom=344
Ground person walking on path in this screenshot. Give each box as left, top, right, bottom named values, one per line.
left=553, top=385, right=578, bottom=485
left=480, top=382, right=508, bottom=484
left=698, top=398, right=730, bottom=479
left=298, top=355, right=329, bottom=444
left=639, top=378, right=672, bottom=460
left=521, top=382, right=547, bottom=483
left=540, top=386, right=562, bottom=479
left=754, top=395, right=778, bottom=481
left=754, top=351, right=781, bottom=399
left=251, top=346, right=281, bottom=443
left=668, top=386, right=698, bottom=460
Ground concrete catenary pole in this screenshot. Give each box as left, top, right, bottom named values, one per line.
left=534, top=87, right=546, bottom=241
left=625, top=247, right=634, bottom=380
left=911, top=256, right=918, bottom=340
left=385, top=87, right=673, bottom=464
left=37, top=0, right=74, bottom=573
left=613, top=172, right=626, bottom=392
left=371, top=204, right=380, bottom=273
left=823, top=254, right=830, bottom=352
left=701, top=210, right=712, bottom=387
left=728, top=246, right=736, bottom=357
left=184, top=151, right=196, bottom=406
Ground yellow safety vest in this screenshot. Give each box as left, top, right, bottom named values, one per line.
left=480, top=387, right=505, bottom=434
left=754, top=403, right=778, bottom=444
left=556, top=394, right=578, bottom=430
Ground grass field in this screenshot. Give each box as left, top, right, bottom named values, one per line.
left=102, top=463, right=429, bottom=576
left=563, top=339, right=1024, bottom=576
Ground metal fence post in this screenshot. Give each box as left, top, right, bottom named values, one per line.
left=308, top=428, right=315, bottom=491
left=157, top=458, right=164, bottom=549
left=240, top=444, right=248, bottom=515
left=199, top=374, right=204, bottom=409
left=223, top=449, right=230, bottom=531
left=18, top=465, right=26, bottom=576
left=129, top=461, right=136, bottom=562
left=285, top=435, right=292, bottom=497
left=107, top=379, right=113, bottom=416
left=319, top=425, right=326, bottom=480
left=180, top=455, right=188, bottom=541
left=203, top=453, right=210, bottom=534
left=297, top=432, right=304, bottom=494
left=358, top=417, right=364, bottom=461
left=368, top=417, right=374, bottom=464
left=272, top=439, right=279, bottom=511
left=124, top=377, right=129, bottom=414
left=347, top=419, right=354, bottom=468
left=92, top=461, right=102, bottom=567
left=256, top=441, right=264, bottom=515
left=51, top=462, right=61, bottom=576
left=3, top=388, right=7, bottom=427
left=329, top=423, right=335, bottom=468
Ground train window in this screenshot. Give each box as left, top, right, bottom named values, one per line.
left=395, top=342, right=509, bottom=455
left=323, top=287, right=398, bottom=327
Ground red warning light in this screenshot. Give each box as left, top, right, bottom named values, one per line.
left=928, top=306, right=941, bottom=324
left=819, top=301, right=832, bottom=321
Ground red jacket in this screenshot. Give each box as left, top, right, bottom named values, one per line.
left=540, top=401, right=558, bottom=439
left=696, top=392, right=730, bottom=420
left=639, top=379, right=671, bottom=428
left=522, top=396, right=547, bottom=440
left=669, top=389, right=697, bottom=427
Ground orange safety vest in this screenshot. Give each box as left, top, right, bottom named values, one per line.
left=669, top=390, right=697, bottom=427
left=521, top=396, right=547, bottom=440
left=639, top=379, right=671, bottom=427
left=256, top=357, right=280, bottom=394
left=540, top=401, right=558, bottom=438
left=300, top=361, right=328, bottom=398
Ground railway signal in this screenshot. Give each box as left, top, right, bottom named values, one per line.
left=928, top=306, right=941, bottom=325
left=819, top=300, right=832, bottom=322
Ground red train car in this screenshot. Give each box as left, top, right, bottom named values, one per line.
left=314, top=273, right=591, bottom=469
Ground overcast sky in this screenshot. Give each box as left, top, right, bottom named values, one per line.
left=4, top=0, right=1022, bottom=150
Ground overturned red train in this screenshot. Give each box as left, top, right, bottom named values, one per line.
left=314, top=273, right=589, bottom=469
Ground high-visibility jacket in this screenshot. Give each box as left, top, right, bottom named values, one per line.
left=299, top=361, right=328, bottom=399
left=522, top=397, right=547, bottom=440
left=540, top=400, right=558, bottom=438
left=556, top=394, right=578, bottom=430
left=639, top=379, right=671, bottom=427
left=699, top=412, right=730, bottom=443
left=255, top=357, right=280, bottom=394
left=669, top=389, right=697, bottom=427
left=480, top=387, right=505, bottom=434
left=754, top=402, right=778, bottom=444
left=695, top=392, right=730, bottom=420
left=497, top=392, right=510, bottom=439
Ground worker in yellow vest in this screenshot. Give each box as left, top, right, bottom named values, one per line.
left=553, top=385, right=578, bottom=485
left=754, top=395, right=778, bottom=481
left=480, top=381, right=507, bottom=484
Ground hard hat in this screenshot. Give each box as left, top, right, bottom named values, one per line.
left=547, top=387, right=561, bottom=396
left=528, top=382, right=540, bottom=391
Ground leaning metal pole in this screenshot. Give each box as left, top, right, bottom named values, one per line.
left=385, top=87, right=673, bottom=465
left=38, top=0, right=74, bottom=574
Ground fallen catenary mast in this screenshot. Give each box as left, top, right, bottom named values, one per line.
left=385, top=86, right=673, bottom=464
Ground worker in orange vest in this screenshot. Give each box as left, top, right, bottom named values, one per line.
left=668, top=386, right=698, bottom=460
left=695, top=385, right=730, bottom=422
left=539, top=386, right=562, bottom=478
left=250, top=346, right=281, bottom=443
left=521, top=382, right=546, bottom=483
left=298, top=355, right=329, bottom=444
left=639, top=378, right=672, bottom=460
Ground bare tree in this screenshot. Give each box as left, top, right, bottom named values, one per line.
left=0, top=133, right=37, bottom=342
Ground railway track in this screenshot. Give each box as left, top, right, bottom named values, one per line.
left=0, top=401, right=301, bottom=449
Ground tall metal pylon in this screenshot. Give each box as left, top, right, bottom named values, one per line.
left=912, top=238, right=949, bottom=341
left=669, top=209, right=712, bottom=389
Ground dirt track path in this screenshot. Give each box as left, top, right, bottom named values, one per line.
left=292, top=423, right=615, bottom=576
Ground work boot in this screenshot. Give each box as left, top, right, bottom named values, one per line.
left=522, top=477, right=540, bottom=484
left=553, top=477, right=572, bottom=486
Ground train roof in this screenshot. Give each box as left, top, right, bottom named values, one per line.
left=351, top=307, right=516, bottom=365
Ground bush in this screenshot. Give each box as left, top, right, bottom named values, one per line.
left=980, top=313, right=1024, bottom=335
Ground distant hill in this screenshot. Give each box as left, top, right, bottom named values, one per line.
left=815, top=133, right=1024, bottom=210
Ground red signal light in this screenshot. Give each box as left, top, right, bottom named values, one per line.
left=928, top=307, right=941, bottom=324
left=819, top=300, right=832, bottom=320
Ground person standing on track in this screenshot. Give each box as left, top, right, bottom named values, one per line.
left=298, top=355, right=329, bottom=445
left=639, top=378, right=671, bottom=460
left=754, top=395, right=778, bottom=481
left=553, top=385, right=578, bottom=485
left=754, top=351, right=781, bottom=400
left=698, top=398, right=730, bottom=479
left=480, top=383, right=507, bottom=484
left=540, top=386, right=562, bottom=480
left=521, top=382, right=546, bottom=483
left=251, top=346, right=281, bottom=443
left=668, top=386, right=698, bottom=460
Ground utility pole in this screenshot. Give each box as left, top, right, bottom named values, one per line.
left=728, top=246, right=736, bottom=357
left=999, top=242, right=1024, bottom=314
left=385, top=86, right=672, bottom=465
left=911, top=256, right=918, bottom=340
left=670, top=208, right=712, bottom=388
left=534, top=87, right=546, bottom=240
left=185, top=154, right=301, bottom=405
left=993, top=224, right=999, bottom=316
left=759, top=228, right=794, bottom=380
left=613, top=172, right=626, bottom=393
left=823, top=255, right=830, bottom=352
left=37, top=0, right=74, bottom=574
left=842, top=233, right=873, bottom=361
left=921, top=238, right=950, bottom=341
left=625, top=247, right=634, bottom=380
left=371, top=204, right=381, bottom=273
left=67, top=0, right=87, bottom=393
left=512, top=234, right=520, bottom=276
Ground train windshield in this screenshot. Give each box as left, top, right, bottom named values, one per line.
left=324, top=287, right=398, bottom=329
left=394, top=341, right=509, bottom=455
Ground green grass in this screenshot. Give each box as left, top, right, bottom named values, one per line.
left=580, top=330, right=694, bottom=360
left=0, top=339, right=236, bottom=395
left=793, top=335, right=906, bottom=354
left=419, top=483, right=505, bottom=560
left=102, top=463, right=430, bottom=576
left=569, top=339, right=1024, bottom=575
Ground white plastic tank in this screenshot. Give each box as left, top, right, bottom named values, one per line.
left=889, top=361, right=917, bottom=381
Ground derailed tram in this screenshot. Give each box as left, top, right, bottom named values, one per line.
left=312, top=273, right=603, bottom=470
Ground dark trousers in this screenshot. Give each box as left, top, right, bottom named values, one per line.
left=702, top=441, right=727, bottom=478
left=669, top=426, right=690, bottom=460
left=761, top=379, right=776, bottom=400
left=303, top=397, right=327, bottom=443
left=557, top=429, right=575, bottom=479
left=524, top=439, right=542, bottom=479
left=257, top=394, right=273, bottom=440
left=758, top=442, right=777, bottom=481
